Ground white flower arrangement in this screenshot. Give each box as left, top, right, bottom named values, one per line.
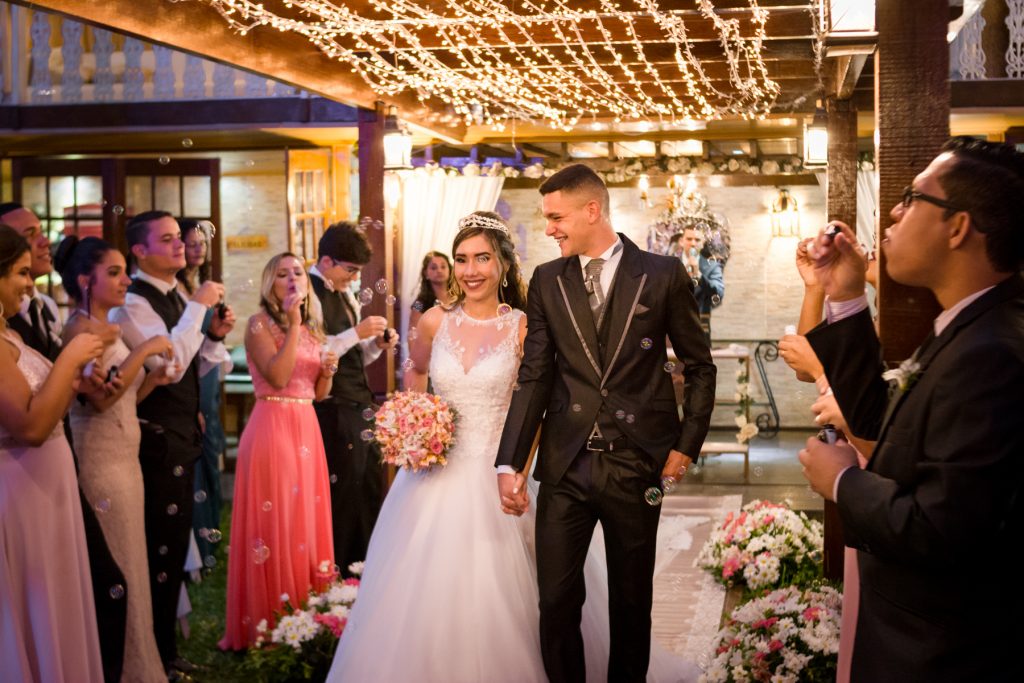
left=246, top=563, right=364, bottom=680
left=696, top=500, right=824, bottom=593
left=700, top=585, right=842, bottom=683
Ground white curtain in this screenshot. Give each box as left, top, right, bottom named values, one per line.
left=856, top=169, right=879, bottom=249
left=396, top=169, right=505, bottom=358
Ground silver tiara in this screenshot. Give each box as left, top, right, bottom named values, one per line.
left=457, top=213, right=510, bottom=237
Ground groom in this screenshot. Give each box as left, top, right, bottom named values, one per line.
left=496, top=164, right=716, bottom=682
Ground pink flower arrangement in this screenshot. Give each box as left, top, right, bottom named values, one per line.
left=374, top=390, right=456, bottom=472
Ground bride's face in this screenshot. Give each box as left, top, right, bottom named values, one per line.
left=453, top=234, right=501, bottom=304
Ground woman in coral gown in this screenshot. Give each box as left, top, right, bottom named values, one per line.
left=0, top=225, right=106, bottom=682
left=220, top=252, right=339, bottom=649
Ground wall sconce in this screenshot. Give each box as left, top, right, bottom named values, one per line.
left=803, top=102, right=828, bottom=168
left=771, top=188, right=800, bottom=237
left=383, top=105, right=413, bottom=170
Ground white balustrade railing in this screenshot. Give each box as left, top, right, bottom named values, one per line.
left=0, top=1, right=308, bottom=105
left=949, top=0, right=1024, bottom=81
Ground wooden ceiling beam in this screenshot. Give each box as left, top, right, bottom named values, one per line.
left=10, top=0, right=466, bottom=141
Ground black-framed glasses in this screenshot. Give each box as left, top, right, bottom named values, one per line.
left=330, top=258, right=361, bottom=275
left=901, top=186, right=963, bottom=212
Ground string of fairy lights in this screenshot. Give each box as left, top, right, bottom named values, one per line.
left=183, top=0, right=811, bottom=129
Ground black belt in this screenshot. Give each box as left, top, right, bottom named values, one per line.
left=585, top=435, right=631, bottom=452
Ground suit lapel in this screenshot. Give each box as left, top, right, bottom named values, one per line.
left=557, top=257, right=602, bottom=380
left=876, top=274, right=1024, bottom=442
left=598, top=236, right=646, bottom=386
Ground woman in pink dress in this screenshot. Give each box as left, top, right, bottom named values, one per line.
left=0, top=225, right=105, bottom=681
left=220, top=252, right=339, bottom=649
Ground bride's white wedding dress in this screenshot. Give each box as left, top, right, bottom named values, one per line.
left=326, top=307, right=697, bottom=683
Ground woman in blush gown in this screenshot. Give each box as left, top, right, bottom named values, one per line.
left=327, top=213, right=698, bottom=683
left=58, top=236, right=174, bottom=682
left=0, top=225, right=106, bottom=682
left=219, top=252, right=339, bottom=650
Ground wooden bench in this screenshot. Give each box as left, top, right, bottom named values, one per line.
left=699, top=441, right=751, bottom=483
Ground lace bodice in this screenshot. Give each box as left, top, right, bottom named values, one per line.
left=247, top=313, right=323, bottom=399
left=429, top=307, right=524, bottom=452
left=69, top=336, right=142, bottom=432
left=0, top=330, right=64, bottom=444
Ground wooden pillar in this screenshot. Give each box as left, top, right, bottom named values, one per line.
left=982, top=0, right=1009, bottom=79
left=875, top=0, right=948, bottom=363
left=357, top=101, right=395, bottom=397
left=822, top=96, right=858, bottom=583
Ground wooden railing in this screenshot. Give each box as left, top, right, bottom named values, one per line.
left=0, top=1, right=305, bottom=105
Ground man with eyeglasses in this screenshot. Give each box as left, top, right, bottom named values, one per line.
left=309, top=222, right=398, bottom=575
left=798, top=137, right=1024, bottom=681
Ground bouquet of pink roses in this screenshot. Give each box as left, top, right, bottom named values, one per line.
left=373, top=390, right=456, bottom=472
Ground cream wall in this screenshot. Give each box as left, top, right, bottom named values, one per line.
left=498, top=180, right=827, bottom=430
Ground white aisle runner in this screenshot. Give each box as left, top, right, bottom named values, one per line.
left=652, top=494, right=743, bottom=665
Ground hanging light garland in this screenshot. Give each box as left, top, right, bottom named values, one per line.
left=183, top=0, right=784, bottom=128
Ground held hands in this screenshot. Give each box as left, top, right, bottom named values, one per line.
left=64, top=333, right=104, bottom=371
left=375, top=328, right=399, bottom=351
left=808, top=222, right=868, bottom=302
left=798, top=436, right=859, bottom=502
left=497, top=472, right=529, bottom=516
left=355, top=315, right=387, bottom=340
left=810, top=392, right=850, bottom=435
left=795, top=238, right=820, bottom=289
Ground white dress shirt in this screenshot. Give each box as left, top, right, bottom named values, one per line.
left=111, top=270, right=208, bottom=382
left=19, top=289, right=63, bottom=346
left=308, top=266, right=383, bottom=366
left=175, top=282, right=233, bottom=380
left=579, top=236, right=624, bottom=298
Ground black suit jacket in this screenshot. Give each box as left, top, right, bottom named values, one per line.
left=808, top=274, right=1024, bottom=682
left=496, top=234, right=716, bottom=484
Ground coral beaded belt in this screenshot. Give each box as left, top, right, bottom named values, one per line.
left=257, top=396, right=313, bottom=405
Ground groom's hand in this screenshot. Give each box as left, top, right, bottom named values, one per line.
left=662, top=449, right=693, bottom=480
left=498, top=472, right=529, bottom=516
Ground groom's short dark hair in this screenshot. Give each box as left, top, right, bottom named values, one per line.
left=319, top=221, right=373, bottom=265
left=539, top=164, right=610, bottom=216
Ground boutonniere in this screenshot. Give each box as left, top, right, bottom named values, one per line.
left=882, top=356, right=922, bottom=393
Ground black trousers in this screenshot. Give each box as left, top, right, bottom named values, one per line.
left=314, top=399, right=384, bottom=575
left=536, top=447, right=661, bottom=683
left=140, top=434, right=200, bottom=667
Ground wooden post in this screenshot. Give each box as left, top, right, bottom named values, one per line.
left=357, top=101, right=394, bottom=398
left=875, top=0, right=949, bottom=363
left=822, top=96, right=859, bottom=583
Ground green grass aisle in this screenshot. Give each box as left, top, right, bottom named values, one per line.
left=177, top=504, right=250, bottom=682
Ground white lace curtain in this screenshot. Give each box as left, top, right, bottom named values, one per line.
left=396, top=170, right=505, bottom=354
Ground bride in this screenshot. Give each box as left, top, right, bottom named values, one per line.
left=326, top=211, right=697, bottom=683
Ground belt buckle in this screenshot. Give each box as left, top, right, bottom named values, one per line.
left=586, top=437, right=602, bottom=452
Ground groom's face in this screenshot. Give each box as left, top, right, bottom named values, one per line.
left=543, top=190, right=598, bottom=258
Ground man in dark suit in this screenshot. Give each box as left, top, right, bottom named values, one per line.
left=309, top=223, right=397, bottom=575
left=496, top=164, right=716, bottom=683
left=2, top=201, right=130, bottom=683
left=800, top=137, right=1024, bottom=681
left=113, top=210, right=234, bottom=678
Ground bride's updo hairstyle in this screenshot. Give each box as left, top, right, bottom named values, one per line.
left=448, top=211, right=526, bottom=312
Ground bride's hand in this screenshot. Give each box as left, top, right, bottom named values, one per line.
left=498, top=472, right=528, bottom=516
